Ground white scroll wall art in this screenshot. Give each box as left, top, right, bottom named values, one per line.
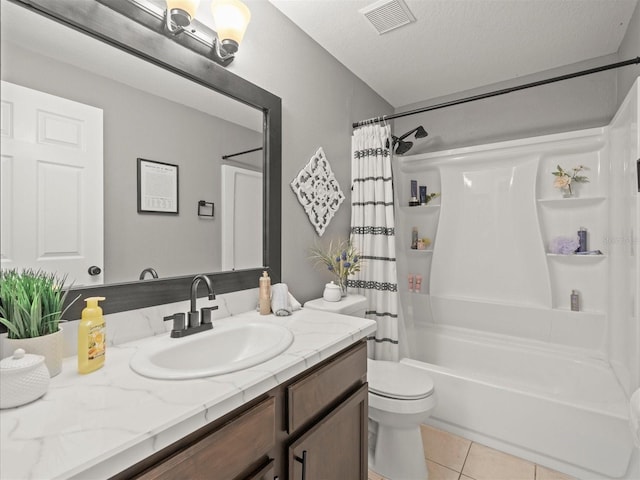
left=290, top=147, right=345, bottom=236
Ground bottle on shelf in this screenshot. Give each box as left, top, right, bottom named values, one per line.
left=577, top=227, right=587, bottom=253
left=415, top=275, right=422, bottom=293
left=570, top=290, right=580, bottom=312
left=419, top=186, right=428, bottom=205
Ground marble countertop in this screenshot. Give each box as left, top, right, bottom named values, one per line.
left=0, top=309, right=376, bottom=480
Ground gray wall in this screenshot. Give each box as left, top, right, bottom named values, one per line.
left=1, top=43, right=262, bottom=284
left=617, top=0, right=640, bottom=107
left=229, top=1, right=393, bottom=303
left=392, top=54, right=620, bottom=155
left=391, top=1, right=639, bottom=154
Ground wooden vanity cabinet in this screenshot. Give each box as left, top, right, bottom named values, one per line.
left=127, top=396, right=276, bottom=480
left=113, top=340, right=367, bottom=480
left=288, top=384, right=368, bottom=480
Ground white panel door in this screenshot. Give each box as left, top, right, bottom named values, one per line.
left=0, top=81, right=104, bottom=285
left=221, top=165, right=262, bottom=271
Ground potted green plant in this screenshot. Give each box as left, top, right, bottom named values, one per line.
left=0, top=269, right=78, bottom=377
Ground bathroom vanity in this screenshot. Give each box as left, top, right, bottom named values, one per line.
left=119, top=341, right=368, bottom=479
left=0, top=309, right=376, bottom=480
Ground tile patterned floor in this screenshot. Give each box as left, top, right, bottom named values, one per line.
left=368, top=425, right=576, bottom=480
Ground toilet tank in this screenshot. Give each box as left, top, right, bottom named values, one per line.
left=303, top=294, right=368, bottom=318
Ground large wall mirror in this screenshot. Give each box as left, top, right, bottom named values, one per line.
left=0, top=0, right=282, bottom=318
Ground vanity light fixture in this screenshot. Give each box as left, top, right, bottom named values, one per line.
left=164, top=0, right=250, bottom=62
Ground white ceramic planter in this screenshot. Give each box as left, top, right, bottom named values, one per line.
left=1, top=327, right=64, bottom=377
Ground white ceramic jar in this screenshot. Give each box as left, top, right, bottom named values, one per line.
left=323, top=281, right=342, bottom=302
left=0, top=348, right=50, bottom=409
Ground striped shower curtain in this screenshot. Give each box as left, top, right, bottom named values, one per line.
left=349, top=124, right=399, bottom=361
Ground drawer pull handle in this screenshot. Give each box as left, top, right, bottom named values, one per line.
left=294, top=450, right=307, bottom=480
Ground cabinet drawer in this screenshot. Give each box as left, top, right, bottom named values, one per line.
left=287, top=341, right=366, bottom=433
left=137, top=396, right=275, bottom=480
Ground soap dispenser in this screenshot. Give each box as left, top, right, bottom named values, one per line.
left=78, top=296, right=106, bottom=374
left=259, top=271, right=271, bottom=315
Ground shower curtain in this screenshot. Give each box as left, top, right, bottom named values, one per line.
left=350, top=124, right=399, bottom=361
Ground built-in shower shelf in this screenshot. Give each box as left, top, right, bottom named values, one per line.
left=551, top=308, right=606, bottom=318
left=537, top=196, right=606, bottom=207
left=408, top=249, right=433, bottom=254
left=546, top=253, right=607, bottom=261
left=401, top=205, right=440, bottom=215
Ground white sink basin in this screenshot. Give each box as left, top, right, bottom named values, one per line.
left=129, top=322, right=294, bottom=380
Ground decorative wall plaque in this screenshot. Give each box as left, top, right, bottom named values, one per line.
left=290, top=147, right=345, bottom=236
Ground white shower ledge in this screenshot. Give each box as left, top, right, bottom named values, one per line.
left=0, top=309, right=376, bottom=480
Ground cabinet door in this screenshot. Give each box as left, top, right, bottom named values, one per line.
left=288, top=384, right=368, bottom=480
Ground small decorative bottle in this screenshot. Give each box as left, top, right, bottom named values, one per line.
left=577, top=227, right=587, bottom=253
left=411, top=227, right=418, bottom=249
left=259, top=271, right=271, bottom=315
left=415, top=275, right=422, bottom=293
left=570, top=290, right=580, bottom=312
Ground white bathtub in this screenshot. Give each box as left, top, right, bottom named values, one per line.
left=404, top=324, right=635, bottom=479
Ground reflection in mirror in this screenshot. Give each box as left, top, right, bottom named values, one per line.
left=0, top=1, right=264, bottom=286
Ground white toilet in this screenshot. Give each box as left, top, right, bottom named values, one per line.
left=304, top=294, right=437, bottom=480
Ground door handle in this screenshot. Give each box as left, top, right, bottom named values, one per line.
left=294, top=450, right=307, bottom=480
left=88, top=265, right=102, bottom=276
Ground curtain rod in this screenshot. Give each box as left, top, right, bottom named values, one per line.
left=353, top=57, right=640, bottom=129
left=221, top=146, right=263, bottom=160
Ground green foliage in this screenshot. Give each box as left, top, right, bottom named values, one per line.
left=0, top=269, right=78, bottom=339
left=551, top=164, right=590, bottom=183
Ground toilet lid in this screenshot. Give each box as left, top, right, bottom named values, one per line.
left=368, top=359, right=435, bottom=400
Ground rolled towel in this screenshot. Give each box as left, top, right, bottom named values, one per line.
left=288, top=291, right=302, bottom=311
left=631, top=388, right=640, bottom=448
left=271, top=283, right=292, bottom=316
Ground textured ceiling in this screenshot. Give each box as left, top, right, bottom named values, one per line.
left=268, top=0, right=638, bottom=108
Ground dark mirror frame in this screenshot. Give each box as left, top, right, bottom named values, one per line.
left=8, top=0, right=281, bottom=319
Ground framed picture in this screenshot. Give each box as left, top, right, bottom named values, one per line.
left=137, top=158, right=179, bottom=214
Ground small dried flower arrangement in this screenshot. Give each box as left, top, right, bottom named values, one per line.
left=551, top=164, right=589, bottom=197
left=309, top=238, right=362, bottom=295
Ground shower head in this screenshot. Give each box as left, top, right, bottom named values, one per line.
left=394, top=139, right=414, bottom=155
left=398, top=125, right=428, bottom=141
left=392, top=125, right=428, bottom=155
left=413, top=126, right=428, bottom=138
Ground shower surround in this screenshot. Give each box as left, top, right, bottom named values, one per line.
left=394, top=81, right=639, bottom=479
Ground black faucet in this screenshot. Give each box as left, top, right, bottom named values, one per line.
left=163, top=274, right=217, bottom=338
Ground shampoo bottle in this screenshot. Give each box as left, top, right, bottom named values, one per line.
left=78, top=296, right=106, bottom=374
left=259, top=271, right=271, bottom=315
left=577, top=227, right=587, bottom=253
left=570, top=290, right=580, bottom=312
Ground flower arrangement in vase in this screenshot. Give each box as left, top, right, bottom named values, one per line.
left=309, top=239, right=362, bottom=297
left=0, top=269, right=79, bottom=376
left=551, top=164, right=589, bottom=197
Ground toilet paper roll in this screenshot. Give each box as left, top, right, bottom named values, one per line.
left=631, top=389, right=640, bottom=448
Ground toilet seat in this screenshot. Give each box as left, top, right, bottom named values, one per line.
left=368, top=359, right=434, bottom=400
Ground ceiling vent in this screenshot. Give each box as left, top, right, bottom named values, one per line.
left=360, top=0, right=416, bottom=35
